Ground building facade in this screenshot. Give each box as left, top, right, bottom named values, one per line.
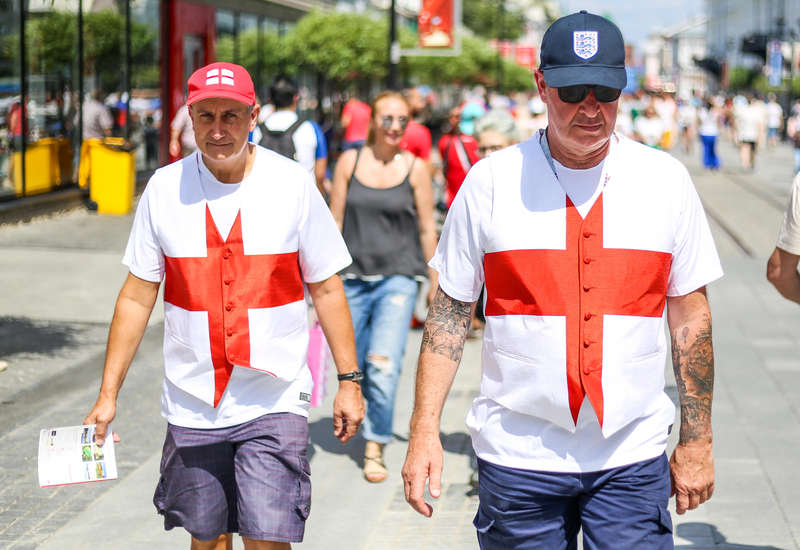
left=0, top=0, right=331, bottom=201
left=644, top=15, right=708, bottom=99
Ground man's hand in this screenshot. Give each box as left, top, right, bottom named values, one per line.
left=402, top=431, right=443, bottom=517
left=83, top=397, right=121, bottom=446
left=670, top=441, right=714, bottom=515
left=332, top=381, right=364, bottom=444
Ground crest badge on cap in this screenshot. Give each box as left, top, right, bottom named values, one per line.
left=573, top=31, right=599, bottom=59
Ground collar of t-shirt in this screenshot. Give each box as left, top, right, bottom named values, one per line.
left=539, top=129, right=605, bottom=219
left=265, top=109, right=299, bottom=131
left=552, top=158, right=605, bottom=219
left=196, top=153, right=248, bottom=241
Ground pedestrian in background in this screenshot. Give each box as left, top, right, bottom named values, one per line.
left=340, top=91, right=371, bottom=152
left=788, top=109, right=800, bottom=174
left=329, top=90, right=437, bottom=484
left=403, top=11, right=721, bottom=549
left=168, top=103, right=197, bottom=159
left=438, top=104, right=480, bottom=209
left=84, top=62, right=364, bottom=550
left=400, top=87, right=433, bottom=173
left=766, top=92, right=784, bottom=150
left=735, top=95, right=764, bottom=172
left=698, top=98, right=721, bottom=171
left=259, top=75, right=328, bottom=195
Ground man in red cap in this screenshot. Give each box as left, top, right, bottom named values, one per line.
left=84, top=62, right=364, bottom=550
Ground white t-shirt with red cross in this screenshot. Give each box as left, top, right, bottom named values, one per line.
left=123, top=146, right=352, bottom=429
left=432, top=133, right=723, bottom=473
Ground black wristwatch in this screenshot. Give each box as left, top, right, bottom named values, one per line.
left=337, top=370, right=364, bottom=382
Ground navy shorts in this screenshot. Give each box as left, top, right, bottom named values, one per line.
left=153, top=413, right=311, bottom=543
left=474, top=454, right=673, bottom=550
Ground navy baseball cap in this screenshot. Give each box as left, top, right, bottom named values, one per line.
left=539, top=11, right=627, bottom=90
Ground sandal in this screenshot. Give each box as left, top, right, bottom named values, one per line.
left=363, top=455, right=388, bottom=483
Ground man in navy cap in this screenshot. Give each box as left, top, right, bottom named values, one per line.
left=403, top=11, right=721, bottom=549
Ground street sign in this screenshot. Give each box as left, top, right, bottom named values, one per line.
left=768, top=39, right=782, bottom=88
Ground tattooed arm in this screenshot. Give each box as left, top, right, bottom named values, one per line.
left=666, top=286, right=715, bottom=515
left=403, top=286, right=472, bottom=517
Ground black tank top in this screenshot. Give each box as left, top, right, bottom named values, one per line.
left=341, top=149, right=427, bottom=280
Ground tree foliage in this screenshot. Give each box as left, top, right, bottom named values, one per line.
left=463, top=0, right=526, bottom=41
left=285, top=11, right=388, bottom=84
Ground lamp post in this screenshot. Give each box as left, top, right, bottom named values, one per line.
left=388, top=0, right=400, bottom=90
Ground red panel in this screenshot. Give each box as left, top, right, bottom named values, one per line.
left=166, top=0, right=215, bottom=163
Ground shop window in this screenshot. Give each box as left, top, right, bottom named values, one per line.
left=216, top=10, right=235, bottom=64
left=130, top=0, right=161, bottom=172
left=23, top=0, right=79, bottom=196
left=0, top=0, right=22, bottom=198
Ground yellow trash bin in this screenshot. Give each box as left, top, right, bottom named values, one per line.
left=13, top=138, right=59, bottom=197
left=79, top=138, right=135, bottom=216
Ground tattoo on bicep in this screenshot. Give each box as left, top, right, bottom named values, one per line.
left=420, top=287, right=472, bottom=363
left=672, top=315, right=714, bottom=444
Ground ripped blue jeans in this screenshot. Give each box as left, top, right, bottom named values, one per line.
left=343, top=276, right=419, bottom=444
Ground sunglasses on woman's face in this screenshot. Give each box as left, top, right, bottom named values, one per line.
left=556, top=85, right=621, bottom=104
left=381, top=115, right=409, bottom=130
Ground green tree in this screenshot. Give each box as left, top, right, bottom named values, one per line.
left=727, top=67, right=759, bottom=91
left=502, top=59, right=533, bottom=92
left=405, top=34, right=498, bottom=86
left=285, top=11, right=388, bottom=85
left=463, top=0, right=526, bottom=41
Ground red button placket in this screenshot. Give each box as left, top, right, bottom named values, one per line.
left=579, top=223, right=598, bottom=379
left=221, top=247, right=236, bottom=362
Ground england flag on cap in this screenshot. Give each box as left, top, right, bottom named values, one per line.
left=573, top=31, right=598, bottom=59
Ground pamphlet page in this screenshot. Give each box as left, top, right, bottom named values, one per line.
left=38, top=425, right=117, bottom=488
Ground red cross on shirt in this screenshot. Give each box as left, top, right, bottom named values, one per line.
left=164, top=205, right=304, bottom=407
left=483, top=194, right=672, bottom=427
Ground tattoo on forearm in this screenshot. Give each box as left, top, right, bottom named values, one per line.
left=420, top=287, right=472, bottom=362
left=672, top=315, right=714, bottom=444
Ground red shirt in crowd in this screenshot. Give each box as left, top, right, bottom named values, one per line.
left=400, top=120, right=432, bottom=161
left=341, top=99, right=371, bottom=143
left=438, top=133, right=479, bottom=208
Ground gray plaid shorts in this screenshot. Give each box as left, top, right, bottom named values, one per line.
left=153, top=412, right=310, bottom=542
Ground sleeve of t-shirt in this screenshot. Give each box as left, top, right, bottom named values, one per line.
left=776, top=172, right=800, bottom=255
left=667, top=163, right=723, bottom=296
left=122, top=180, right=165, bottom=283
left=310, top=121, right=328, bottom=159
left=429, top=158, right=493, bottom=303
left=297, top=173, right=352, bottom=283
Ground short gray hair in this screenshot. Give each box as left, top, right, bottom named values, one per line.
left=474, top=108, right=520, bottom=143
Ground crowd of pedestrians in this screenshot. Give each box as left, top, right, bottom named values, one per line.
left=77, top=9, right=800, bottom=550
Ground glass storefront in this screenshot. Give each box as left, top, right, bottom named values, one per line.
left=0, top=0, right=22, bottom=199
left=1, top=0, right=305, bottom=201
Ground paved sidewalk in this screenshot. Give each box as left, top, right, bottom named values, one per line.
left=0, top=137, right=799, bottom=549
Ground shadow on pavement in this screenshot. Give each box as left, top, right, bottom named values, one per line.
left=307, top=416, right=366, bottom=467
left=676, top=522, right=784, bottom=549
left=0, top=317, right=79, bottom=358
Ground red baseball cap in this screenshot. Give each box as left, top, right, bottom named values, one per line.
left=186, top=62, right=256, bottom=106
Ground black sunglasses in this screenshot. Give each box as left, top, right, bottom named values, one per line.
left=381, top=115, right=409, bottom=130
left=557, top=85, right=621, bottom=104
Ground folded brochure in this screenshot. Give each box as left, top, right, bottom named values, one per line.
left=38, top=424, right=117, bottom=488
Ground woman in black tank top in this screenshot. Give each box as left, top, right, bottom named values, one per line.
left=330, top=91, right=438, bottom=483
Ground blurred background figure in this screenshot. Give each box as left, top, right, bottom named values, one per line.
left=341, top=91, right=371, bottom=152
left=787, top=107, right=800, bottom=174
left=400, top=87, right=433, bottom=174
left=474, top=108, right=520, bottom=160
left=633, top=104, right=664, bottom=148
left=438, top=104, right=480, bottom=209
left=169, top=102, right=196, bottom=159
left=735, top=95, right=764, bottom=172
left=766, top=92, right=784, bottom=150
left=677, top=98, right=698, bottom=154
left=79, top=90, right=113, bottom=140
left=698, top=98, right=721, bottom=172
